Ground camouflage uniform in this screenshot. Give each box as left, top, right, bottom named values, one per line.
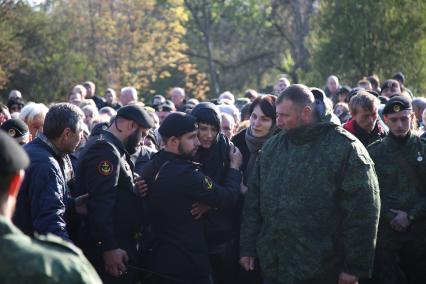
left=0, top=216, right=102, bottom=284
left=240, top=109, right=381, bottom=283
left=368, top=133, right=426, bottom=284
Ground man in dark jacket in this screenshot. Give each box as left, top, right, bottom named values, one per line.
left=143, top=112, right=242, bottom=284
left=13, top=103, right=85, bottom=242
left=75, top=105, right=154, bottom=283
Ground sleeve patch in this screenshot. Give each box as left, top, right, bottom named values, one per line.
left=203, top=176, right=214, bottom=190
left=98, top=160, right=113, bottom=176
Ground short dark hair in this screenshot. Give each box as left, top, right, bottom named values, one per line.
left=249, top=95, right=277, bottom=120
left=277, top=84, right=315, bottom=107
left=43, top=103, right=83, bottom=140
left=368, top=75, right=380, bottom=89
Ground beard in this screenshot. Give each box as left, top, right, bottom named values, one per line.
left=178, top=142, right=197, bottom=160
left=124, top=129, right=141, bottom=154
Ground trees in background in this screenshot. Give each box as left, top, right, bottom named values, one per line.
left=1, top=0, right=426, bottom=102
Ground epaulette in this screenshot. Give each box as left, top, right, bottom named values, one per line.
left=34, top=233, right=82, bottom=256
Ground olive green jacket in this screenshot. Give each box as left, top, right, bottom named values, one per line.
left=0, top=216, right=101, bottom=284
left=368, top=133, right=426, bottom=236
left=240, top=112, right=381, bottom=283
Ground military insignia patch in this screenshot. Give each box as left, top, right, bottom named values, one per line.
left=8, top=128, right=16, bottom=137
left=203, top=176, right=213, bottom=190
left=98, top=160, right=113, bottom=176
left=393, top=105, right=401, bottom=112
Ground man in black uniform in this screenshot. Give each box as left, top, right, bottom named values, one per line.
left=75, top=104, right=154, bottom=283
left=142, top=112, right=242, bottom=284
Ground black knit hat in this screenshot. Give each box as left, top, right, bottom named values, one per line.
left=117, top=105, right=154, bottom=129
left=158, top=112, right=198, bottom=138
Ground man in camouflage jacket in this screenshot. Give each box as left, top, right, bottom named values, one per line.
left=240, top=85, right=381, bottom=284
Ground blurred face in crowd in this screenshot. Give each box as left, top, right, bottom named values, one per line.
left=170, top=90, right=185, bottom=108
left=327, top=77, right=339, bottom=93
left=384, top=110, right=414, bottom=138
left=274, top=78, right=290, bottom=95
left=221, top=114, right=235, bottom=139
left=83, top=109, right=97, bottom=130
left=29, top=114, right=45, bottom=138
left=156, top=111, right=171, bottom=125
left=250, top=105, right=273, bottom=138
left=177, top=130, right=200, bottom=158
left=198, top=122, right=218, bottom=149
left=68, top=92, right=82, bottom=107
left=381, top=86, right=400, bottom=98
left=352, top=106, right=378, bottom=133
left=9, top=104, right=23, bottom=113
left=105, top=90, right=115, bottom=105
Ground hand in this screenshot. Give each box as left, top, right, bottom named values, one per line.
left=103, top=249, right=129, bottom=277
left=229, top=144, right=243, bottom=169
left=75, top=193, right=88, bottom=215
left=191, top=202, right=211, bottom=220
left=390, top=209, right=410, bottom=232
left=338, top=272, right=358, bottom=284
left=134, top=177, right=149, bottom=197
left=240, top=256, right=255, bottom=271
left=240, top=183, right=248, bottom=195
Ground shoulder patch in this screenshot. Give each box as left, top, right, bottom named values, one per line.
left=98, top=160, right=113, bottom=176
left=203, top=176, right=214, bottom=191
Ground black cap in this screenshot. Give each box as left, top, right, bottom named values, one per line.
left=158, top=112, right=198, bottom=138
left=383, top=96, right=412, bottom=115
left=116, top=105, right=154, bottom=129
left=0, top=119, right=29, bottom=138
left=0, top=129, right=29, bottom=174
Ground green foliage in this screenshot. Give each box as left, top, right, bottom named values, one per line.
left=310, top=0, right=426, bottom=94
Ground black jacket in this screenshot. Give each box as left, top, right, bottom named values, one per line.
left=144, top=150, right=241, bottom=277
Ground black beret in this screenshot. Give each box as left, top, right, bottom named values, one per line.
left=159, top=112, right=198, bottom=138
left=0, top=118, right=29, bottom=138
left=117, top=105, right=154, bottom=129
left=337, top=85, right=351, bottom=95
left=383, top=96, right=412, bottom=115
left=0, top=129, right=29, bottom=174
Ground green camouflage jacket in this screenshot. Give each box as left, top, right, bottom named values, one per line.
left=368, top=133, right=426, bottom=237
left=240, top=110, right=381, bottom=283
left=0, top=216, right=101, bottom=284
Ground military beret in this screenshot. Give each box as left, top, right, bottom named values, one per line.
left=383, top=95, right=412, bottom=115
left=117, top=104, right=154, bottom=129
left=0, top=129, right=29, bottom=174
left=159, top=112, right=198, bottom=138
left=0, top=118, right=29, bottom=138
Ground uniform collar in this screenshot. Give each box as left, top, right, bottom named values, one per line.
left=101, top=130, right=128, bottom=154
left=383, top=131, right=416, bottom=151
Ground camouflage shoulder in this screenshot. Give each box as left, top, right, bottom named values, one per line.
left=334, top=126, right=357, bottom=142
left=261, top=130, right=284, bottom=153
left=34, top=233, right=83, bottom=257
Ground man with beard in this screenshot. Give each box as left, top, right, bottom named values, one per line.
left=75, top=105, right=154, bottom=283
left=190, top=102, right=242, bottom=284
left=143, top=112, right=242, bottom=284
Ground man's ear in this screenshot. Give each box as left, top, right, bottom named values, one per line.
left=8, top=170, right=24, bottom=199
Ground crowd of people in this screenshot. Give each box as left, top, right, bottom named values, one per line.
left=0, top=72, right=425, bottom=284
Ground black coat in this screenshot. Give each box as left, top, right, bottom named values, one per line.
left=144, top=150, right=241, bottom=277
